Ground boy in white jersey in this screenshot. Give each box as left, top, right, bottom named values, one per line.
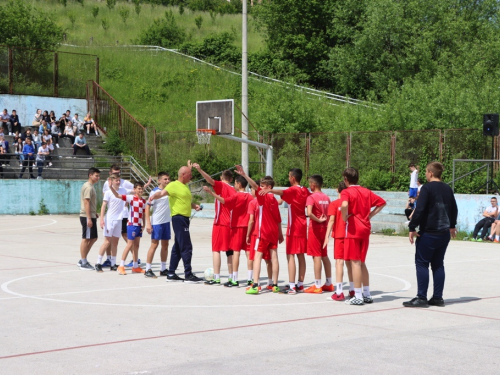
left=144, top=172, right=172, bottom=278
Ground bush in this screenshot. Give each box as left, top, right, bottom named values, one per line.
left=180, top=32, right=240, bottom=67
left=91, top=5, right=99, bottom=18
left=103, top=129, right=129, bottom=155
left=106, top=0, right=116, bottom=10
left=137, top=10, right=186, bottom=48
left=119, top=7, right=130, bottom=23
left=195, top=15, right=203, bottom=29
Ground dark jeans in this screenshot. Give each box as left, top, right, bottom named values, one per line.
left=473, top=217, right=495, bottom=239
left=36, top=161, right=44, bottom=177
left=20, top=156, right=35, bottom=178
left=168, top=215, right=193, bottom=277
left=405, top=208, right=413, bottom=220
left=415, top=231, right=450, bottom=300
left=73, top=144, right=90, bottom=155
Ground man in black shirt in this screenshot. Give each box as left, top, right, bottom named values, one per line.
left=404, top=162, right=458, bottom=308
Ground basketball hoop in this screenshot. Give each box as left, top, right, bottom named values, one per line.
left=197, top=129, right=216, bottom=145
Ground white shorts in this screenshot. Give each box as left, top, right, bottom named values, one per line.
left=104, top=219, right=122, bottom=238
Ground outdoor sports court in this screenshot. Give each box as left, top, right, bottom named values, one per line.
left=1, top=215, right=499, bottom=374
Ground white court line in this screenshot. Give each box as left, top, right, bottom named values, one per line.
left=370, top=257, right=500, bottom=270
left=0, top=218, right=57, bottom=232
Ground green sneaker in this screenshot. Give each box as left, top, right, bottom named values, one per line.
left=246, top=286, right=259, bottom=295
left=477, top=238, right=483, bottom=242
left=224, top=280, right=239, bottom=287
left=204, top=278, right=221, bottom=285
left=471, top=238, right=477, bottom=242
left=272, top=285, right=280, bottom=293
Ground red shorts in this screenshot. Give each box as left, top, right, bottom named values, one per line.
left=286, top=235, right=307, bottom=255
left=229, top=227, right=248, bottom=251
left=212, top=225, right=231, bottom=252
left=255, top=238, right=275, bottom=260
left=333, top=238, right=345, bottom=259
left=249, top=235, right=257, bottom=260
left=344, top=237, right=369, bottom=262
left=307, top=226, right=327, bottom=257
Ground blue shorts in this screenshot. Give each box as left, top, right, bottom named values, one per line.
left=409, top=188, right=418, bottom=198
left=152, top=222, right=171, bottom=241
left=127, top=225, right=143, bottom=240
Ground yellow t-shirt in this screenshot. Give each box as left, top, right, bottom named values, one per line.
left=166, top=180, right=192, bottom=217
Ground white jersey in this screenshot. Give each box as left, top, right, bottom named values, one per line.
left=148, top=187, right=171, bottom=225
left=410, top=170, right=418, bottom=188
left=103, top=179, right=134, bottom=219
left=103, top=187, right=127, bottom=221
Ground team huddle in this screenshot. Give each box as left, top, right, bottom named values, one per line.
left=78, top=162, right=386, bottom=306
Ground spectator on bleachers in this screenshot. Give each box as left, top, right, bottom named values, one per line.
left=19, top=138, right=35, bottom=179
left=472, top=197, right=499, bottom=242
left=72, top=113, right=84, bottom=132
left=14, top=134, right=24, bottom=167
left=73, top=132, right=91, bottom=157
left=84, top=112, right=99, bottom=136
left=21, top=128, right=33, bottom=142
left=8, top=110, right=21, bottom=135
left=39, top=119, right=51, bottom=134
left=0, top=128, right=4, bottom=138
left=49, top=110, right=56, bottom=125
left=405, top=197, right=416, bottom=221
left=63, top=121, right=75, bottom=144
left=1, top=109, right=10, bottom=133
left=51, top=120, right=61, bottom=149
left=32, top=109, right=42, bottom=127
left=42, top=129, right=54, bottom=166
left=0, top=135, right=7, bottom=167
left=64, top=111, right=74, bottom=131
left=32, top=129, right=42, bottom=150
left=42, top=110, right=50, bottom=124
left=36, top=142, right=50, bottom=180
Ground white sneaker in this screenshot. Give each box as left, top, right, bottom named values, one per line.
left=36, top=176, right=43, bottom=180
left=345, top=296, right=364, bottom=305
left=19, top=163, right=22, bottom=167
left=404, top=221, right=410, bottom=225
left=87, top=131, right=89, bottom=135
left=48, top=162, right=52, bottom=167
left=9, top=132, right=12, bottom=136
left=56, top=144, right=59, bottom=148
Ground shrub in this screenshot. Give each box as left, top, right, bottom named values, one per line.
left=103, top=129, right=129, bottom=155
left=137, top=10, right=186, bottom=48
left=195, top=15, right=203, bottom=29
left=106, top=0, right=116, bottom=10
left=91, top=5, right=99, bottom=18
left=119, top=7, right=130, bottom=23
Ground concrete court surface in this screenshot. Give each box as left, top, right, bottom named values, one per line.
left=0, top=215, right=499, bottom=375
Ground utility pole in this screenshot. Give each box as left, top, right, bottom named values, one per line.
left=241, top=0, right=249, bottom=174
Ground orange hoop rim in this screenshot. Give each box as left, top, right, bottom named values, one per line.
left=197, top=129, right=216, bottom=135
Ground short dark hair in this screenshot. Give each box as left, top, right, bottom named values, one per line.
left=338, top=181, right=347, bottom=193
left=12, top=109, right=16, bottom=112
left=426, top=162, right=444, bottom=179
left=308, top=174, right=323, bottom=187
left=158, top=171, right=169, bottom=179
left=491, top=197, right=497, bottom=201
left=55, top=120, right=60, bottom=126
left=408, top=163, right=416, bottom=168
left=134, top=181, right=144, bottom=188
left=417, top=178, right=423, bottom=184
left=343, top=167, right=359, bottom=184
left=260, top=176, right=275, bottom=189
left=235, top=175, right=248, bottom=188
left=88, top=167, right=100, bottom=176
left=109, top=164, right=121, bottom=172
left=289, top=168, right=303, bottom=183
left=221, top=169, right=233, bottom=182
left=41, top=142, right=47, bottom=145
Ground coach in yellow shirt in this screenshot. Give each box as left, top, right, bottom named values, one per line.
left=150, top=160, right=202, bottom=283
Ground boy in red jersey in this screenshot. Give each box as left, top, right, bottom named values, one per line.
left=324, top=181, right=354, bottom=301
left=340, top=168, right=386, bottom=305
left=260, top=168, right=310, bottom=294
left=203, top=175, right=254, bottom=287
left=304, top=175, right=333, bottom=294
left=235, top=166, right=284, bottom=295
left=193, top=164, right=236, bottom=285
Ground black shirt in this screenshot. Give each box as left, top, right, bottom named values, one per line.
left=409, top=181, right=458, bottom=233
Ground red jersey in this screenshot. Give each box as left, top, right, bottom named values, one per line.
left=256, top=187, right=282, bottom=244
left=306, top=191, right=330, bottom=229
left=248, top=198, right=259, bottom=236
left=121, top=195, right=146, bottom=226
left=213, top=180, right=236, bottom=227
left=223, top=192, right=253, bottom=228
left=327, top=199, right=346, bottom=238
left=340, top=186, right=386, bottom=239
left=281, top=185, right=310, bottom=237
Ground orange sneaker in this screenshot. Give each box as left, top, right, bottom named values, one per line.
left=246, top=285, right=262, bottom=291
left=495, top=239, right=499, bottom=243
left=117, top=266, right=127, bottom=275
left=304, top=285, right=323, bottom=294
left=132, top=267, right=145, bottom=273
left=266, top=285, right=273, bottom=291
left=321, top=284, right=334, bottom=292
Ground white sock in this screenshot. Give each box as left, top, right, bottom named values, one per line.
left=363, top=286, right=370, bottom=297
left=120, top=259, right=125, bottom=267
left=248, top=270, right=253, bottom=280
left=161, top=262, right=167, bottom=271
left=349, top=282, right=355, bottom=291
left=314, top=279, right=321, bottom=288
left=336, top=282, right=343, bottom=295
left=496, top=235, right=499, bottom=240
left=107, top=255, right=111, bottom=261
left=81, top=258, right=87, bottom=265
left=111, top=256, right=116, bottom=265
left=325, top=277, right=332, bottom=286
left=214, top=273, right=220, bottom=280
left=97, top=255, right=103, bottom=265
left=133, top=262, right=138, bottom=268
left=233, top=272, right=238, bottom=281
left=146, top=263, right=152, bottom=271
left=289, top=282, right=296, bottom=290
left=268, top=278, right=273, bottom=286
left=355, top=287, right=363, bottom=300
left=298, top=281, right=304, bottom=287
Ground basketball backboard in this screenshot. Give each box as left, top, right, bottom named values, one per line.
left=196, top=99, right=234, bottom=135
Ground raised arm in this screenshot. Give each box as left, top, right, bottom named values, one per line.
left=149, top=189, right=168, bottom=202
left=234, top=165, right=258, bottom=190
left=107, top=179, right=121, bottom=199
left=203, top=186, right=225, bottom=204
left=193, top=163, right=215, bottom=186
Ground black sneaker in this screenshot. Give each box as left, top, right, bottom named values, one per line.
left=402, top=297, right=429, bottom=308
left=166, top=273, right=184, bottom=282
left=95, top=264, right=103, bottom=273
left=159, top=269, right=169, bottom=277
left=363, top=295, right=374, bottom=304
left=185, top=274, right=203, bottom=284
left=224, top=280, right=239, bottom=288
left=79, top=262, right=95, bottom=271
left=428, top=297, right=445, bottom=307
left=247, top=280, right=253, bottom=286
left=145, top=269, right=157, bottom=279
left=110, top=264, right=118, bottom=271
left=204, top=279, right=221, bottom=285
left=76, top=259, right=82, bottom=267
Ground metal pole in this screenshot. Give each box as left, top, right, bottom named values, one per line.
left=266, top=147, right=273, bottom=177
left=241, top=0, right=249, bottom=174
left=487, top=163, right=490, bottom=195
left=53, top=52, right=59, bottom=97
left=452, top=159, right=455, bottom=193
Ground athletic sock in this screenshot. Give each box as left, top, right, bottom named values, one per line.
left=289, top=282, right=296, bottom=290
left=363, top=285, right=370, bottom=297
left=496, top=235, right=500, bottom=241
left=146, top=263, right=152, bottom=271
left=349, top=282, right=355, bottom=291
left=120, top=259, right=125, bottom=267
left=355, top=287, right=363, bottom=300
left=268, top=278, right=272, bottom=286
left=298, top=281, right=304, bottom=288
left=325, top=277, right=332, bottom=286
left=97, top=255, right=103, bottom=265
left=111, top=256, right=116, bottom=265
left=314, top=279, right=321, bottom=288
left=133, top=262, right=138, bottom=268
left=161, top=262, right=167, bottom=271
left=336, top=282, right=343, bottom=295
left=214, top=274, right=220, bottom=280
left=233, top=272, right=238, bottom=281
left=107, top=255, right=111, bottom=261
left=81, top=258, right=88, bottom=265
left=248, top=270, right=253, bottom=280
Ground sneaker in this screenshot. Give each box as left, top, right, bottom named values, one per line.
left=117, top=266, right=127, bottom=275
left=76, top=259, right=82, bottom=267
left=95, top=263, right=103, bottom=273
left=110, top=264, right=118, bottom=271
left=471, top=238, right=477, bottom=242
left=296, top=285, right=304, bottom=293
left=125, top=259, right=141, bottom=267
left=272, top=285, right=280, bottom=293
left=247, top=280, right=253, bottom=286
left=304, top=285, right=323, bottom=294
left=494, top=239, right=500, bottom=243
left=185, top=274, right=203, bottom=283
left=166, top=273, right=184, bottom=282
left=345, top=296, right=364, bottom=305
left=321, top=284, right=334, bottom=292
left=348, top=290, right=355, bottom=298
left=363, top=295, right=374, bottom=304
left=246, top=285, right=262, bottom=291
left=402, top=297, right=429, bottom=308
left=132, top=267, right=145, bottom=274
left=19, top=163, right=22, bottom=167
left=159, top=269, right=169, bottom=277
left=266, top=284, right=274, bottom=291
left=224, top=280, right=239, bottom=287
left=477, top=238, right=483, bottom=242
left=282, top=287, right=297, bottom=295
left=48, top=162, right=52, bottom=167
left=36, top=176, right=42, bottom=180
left=101, top=259, right=112, bottom=268
left=246, top=286, right=259, bottom=295
left=29, top=176, right=36, bottom=179
left=144, top=269, right=157, bottom=278
left=79, top=262, right=94, bottom=271
left=428, top=297, right=445, bottom=307
left=330, top=292, right=345, bottom=301
left=9, top=132, right=12, bottom=136
left=55, top=144, right=59, bottom=148
left=204, top=279, right=221, bottom=286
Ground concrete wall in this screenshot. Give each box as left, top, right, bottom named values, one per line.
left=0, top=95, right=87, bottom=129
left=0, top=180, right=103, bottom=215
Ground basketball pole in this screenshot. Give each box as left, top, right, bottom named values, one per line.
left=241, top=0, right=249, bottom=174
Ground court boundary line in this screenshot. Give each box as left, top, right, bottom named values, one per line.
left=0, top=219, right=57, bottom=232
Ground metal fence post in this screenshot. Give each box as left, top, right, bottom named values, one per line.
left=95, top=57, right=99, bottom=84
left=390, top=132, right=396, bottom=175
left=439, top=130, right=443, bottom=162
left=53, top=52, right=59, bottom=97
left=305, top=133, right=310, bottom=177
left=346, top=132, right=351, bottom=168
left=8, top=47, right=13, bottom=94
left=144, top=128, right=148, bottom=166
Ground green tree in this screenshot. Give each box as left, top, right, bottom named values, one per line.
left=91, top=5, right=99, bottom=18
left=106, top=0, right=116, bottom=10
left=102, top=17, right=109, bottom=31
left=119, top=6, right=130, bottom=23
left=69, top=12, right=76, bottom=27
left=135, top=3, right=141, bottom=15
left=195, top=15, right=203, bottom=29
